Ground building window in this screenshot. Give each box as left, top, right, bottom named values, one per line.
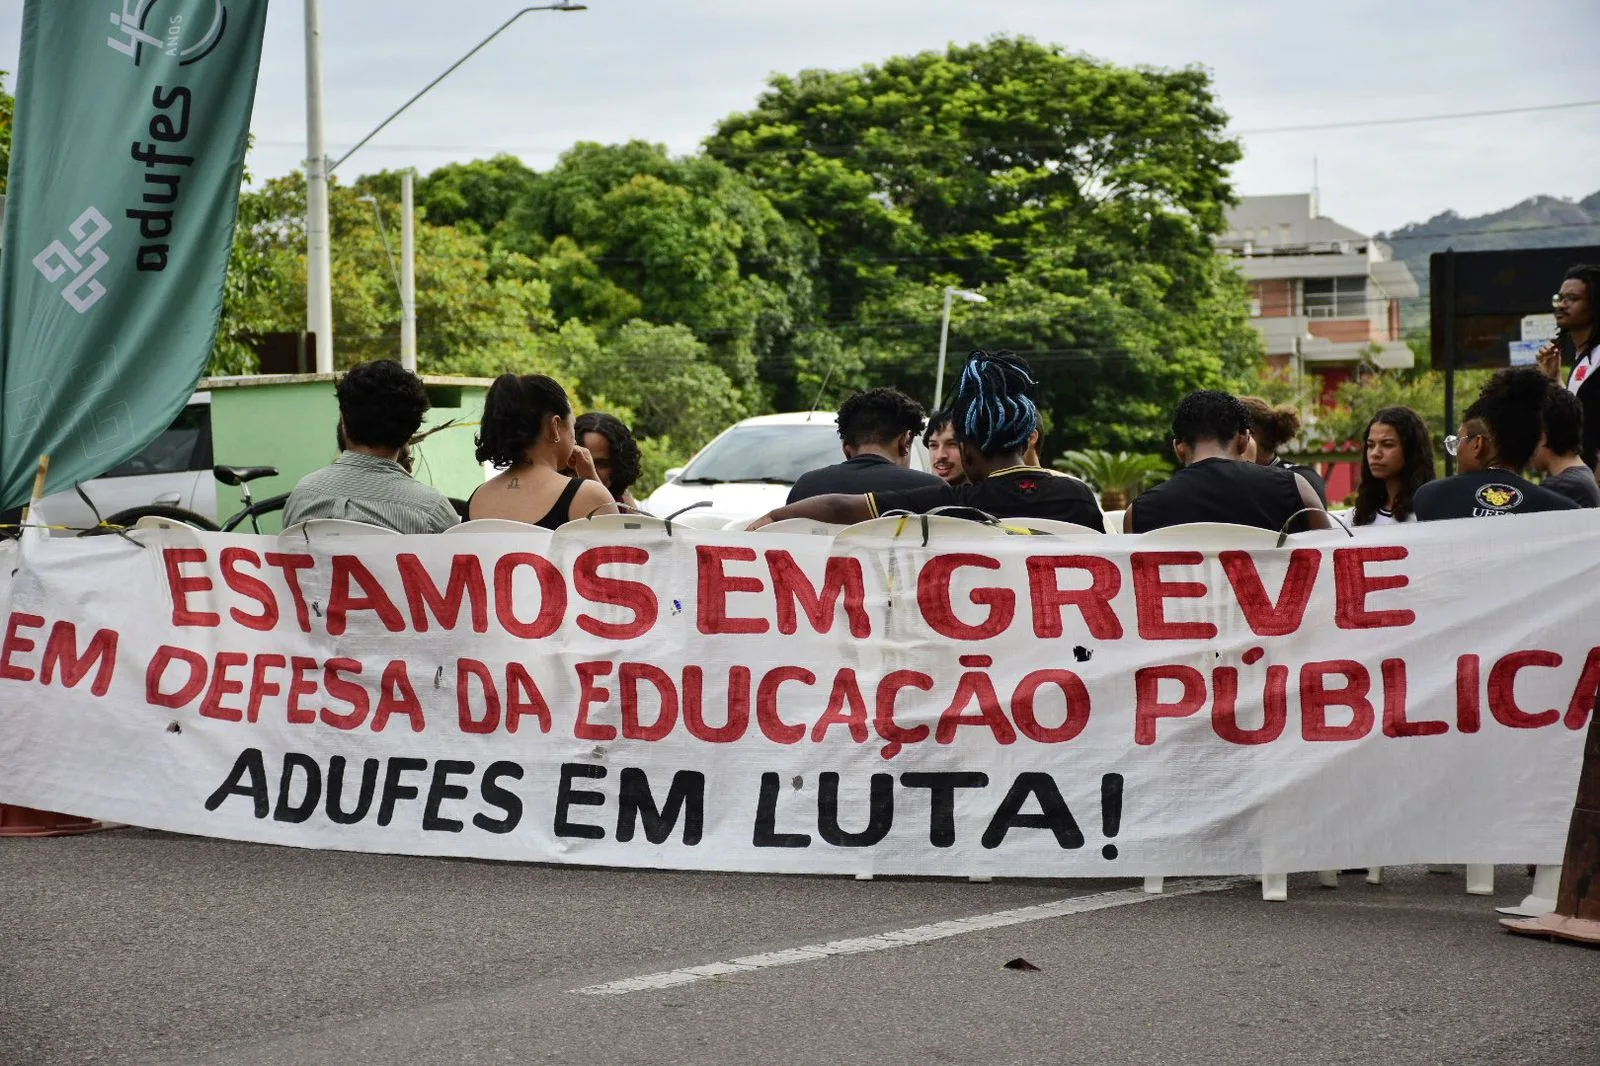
left=1303, top=277, right=1366, bottom=318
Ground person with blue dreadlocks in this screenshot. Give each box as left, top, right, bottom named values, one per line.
left=748, top=350, right=1104, bottom=530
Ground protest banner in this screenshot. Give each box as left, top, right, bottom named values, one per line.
left=0, top=513, right=1592, bottom=878
left=0, top=1, right=268, bottom=508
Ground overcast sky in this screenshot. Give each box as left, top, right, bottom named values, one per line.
left=3, top=0, right=1597, bottom=234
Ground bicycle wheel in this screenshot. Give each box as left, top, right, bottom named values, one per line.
left=221, top=492, right=289, bottom=534
left=76, top=504, right=221, bottom=536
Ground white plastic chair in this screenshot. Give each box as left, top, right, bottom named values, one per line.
left=836, top=514, right=1008, bottom=542
left=556, top=513, right=672, bottom=536
left=446, top=518, right=542, bottom=535
left=280, top=519, right=400, bottom=540
left=1101, top=509, right=1124, bottom=533
left=756, top=518, right=845, bottom=536
left=134, top=514, right=207, bottom=532
left=999, top=518, right=1104, bottom=537
left=1139, top=522, right=1282, bottom=547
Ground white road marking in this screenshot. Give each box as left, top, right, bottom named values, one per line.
left=570, top=877, right=1249, bottom=996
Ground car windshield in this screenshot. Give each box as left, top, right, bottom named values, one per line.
left=678, top=422, right=840, bottom=485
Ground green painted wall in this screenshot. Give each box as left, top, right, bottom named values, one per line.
left=203, top=374, right=488, bottom=533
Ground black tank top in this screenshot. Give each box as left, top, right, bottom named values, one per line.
left=467, top=476, right=586, bottom=531
left=1131, top=457, right=1306, bottom=534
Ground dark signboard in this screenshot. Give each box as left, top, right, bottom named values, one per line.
left=1430, top=245, right=1600, bottom=370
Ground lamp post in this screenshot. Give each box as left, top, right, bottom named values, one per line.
left=304, top=1, right=588, bottom=373
left=934, top=287, right=988, bottom=411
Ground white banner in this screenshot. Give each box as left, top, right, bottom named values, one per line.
left=0, top=513, right=1594, bottom=877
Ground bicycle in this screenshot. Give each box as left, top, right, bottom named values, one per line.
left=77, top=464, right=287, bottom=536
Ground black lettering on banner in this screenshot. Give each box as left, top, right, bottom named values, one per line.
left=818, top=772, right=893, bottom=847
left=272, top=752, right=322, bottom=823
left=422, top=760, right=475, bottom=833
left=204, top=747, right=269, bottom=818
left=981, top=772, right=1085, bottom=850
left=377, top=757, right=429, bottom=827
left=555, top=763, right=607, bottom=840
left=325, top=755, right=380, bottom=825
left=474, top=761, right=525, bottom=834
left=899, top=771, right=989, bottom=847
left=753, top=771, right=811, bottom=848
left=616, top=768, right=705, bottom=845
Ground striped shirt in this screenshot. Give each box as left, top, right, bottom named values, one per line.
left=283, top=452, right=460, bottom=534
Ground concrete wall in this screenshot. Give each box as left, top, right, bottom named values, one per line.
left=202, top=374, right=488, bottom=532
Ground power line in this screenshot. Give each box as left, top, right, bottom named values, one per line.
left=1233, top=99, right=1600, bottom=135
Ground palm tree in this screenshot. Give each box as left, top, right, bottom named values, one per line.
left=1054, top=450, right=1172, bottom=510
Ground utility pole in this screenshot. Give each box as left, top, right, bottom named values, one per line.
left=400, top=170, right=417, bottom=372
left=304, top=0, right=334, bottom=373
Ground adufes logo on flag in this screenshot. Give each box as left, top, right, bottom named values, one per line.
left=0, top=1, right=268, bottom=508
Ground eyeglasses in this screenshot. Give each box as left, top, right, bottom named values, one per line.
left=1444, top=432, right=1483, bottom=456
left=1552, top=292, right=1586, bottom=307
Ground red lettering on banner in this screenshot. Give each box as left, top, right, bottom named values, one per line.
left=1564, top=647, right=1600, bottom=730
left=936, top=667, right=1016, bottom=744
left=621, top=662, right=678, bottom=741
left=574, top=661, right=617, bottom=740
left=286, top=656, right=319, bottom=724
left=696, top=545, right=769, bottom=635
left=1333, top=547, right=1415, bottom=630
left=575, top=547, right=657, bottom=640
left=1026, top=555, right=1123, bottom=640
left=457, top=658, right=500, bottom=734
left=811, top=668, right=868, bottom=742
left=1010, top=669, right=1091, bottom=743
left=918, top=555, right=1014, bottom=641
left=683, top=664, right=750, bottom=743
left=1131, top=553, right=1215, bottom=641
left=756, top=666, right=812, bottom=744
left=371, top=661, right=425, bottom=732
left=245, top=654, right=286, bottom=723
left=1381, top=658, right=1444, bottom=737
left=146, top=644, right=206, bottom=708
left=163, top=547, right=220, bottom=628
left=320, top=658, right=369, bottom=730
left=766, top=551, right=869, bottom=638
left=398, top=554, right=487, bottom=633
left=38, top=622, right=118, bottom=697
left=1456, top=654, right=1481, bottom=733
left=264, top=553, right=316, bottom=633
left=0, top=611, right=43, bottom=681
left=220, top=548, right=279, bottom=631
left=1219, top=550, right=1319, bottom=637
left=494, top=554, right=566, bottom=639
left=199, top=651, right=248, bottom=721
left=875, top=670, right=933, bottom=758
left=1488, top=650, right=1562, bottom=729
left=1210, top=664, right=1287, bottom=745
left=1299, top=660, right=1375, bottom=741
left=327, top=557, right=406, bottom=637
left=505, top=663, right=552, bottom=734
left=1134, top=665, right=1206, bottom=744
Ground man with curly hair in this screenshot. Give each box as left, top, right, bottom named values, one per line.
left=787, top=387, right=944, bottom=503
left=284, top=360, right=460, bottom=533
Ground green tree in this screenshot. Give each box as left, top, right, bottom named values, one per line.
left=705, top=37, right=1260, bottom=451
left=416, top=154, right=538, bottom=238
left=0, top=71, right=12, bottom=196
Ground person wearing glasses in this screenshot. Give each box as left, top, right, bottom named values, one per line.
left=1535, top=264, right=1600, bottom=470
left=1413, top=367, right=1578, bottom=520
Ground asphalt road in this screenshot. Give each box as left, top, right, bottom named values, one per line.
left=2, top=830, right=1596, bottom=1065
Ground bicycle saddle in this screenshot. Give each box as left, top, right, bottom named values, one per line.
left=213, top=464, right=278, bottom=486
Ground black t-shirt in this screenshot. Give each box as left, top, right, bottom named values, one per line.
left=788, top=453, right=944, bottom=504
left=1130, top=456, right=1308, bottom=533
left=1543, top=466, right=1600, bottom=509
left=1270, top=457, right=1328, bottom=505
left=1412, top=471, right=1579, bottom=521
left=867, top=466, right=1105, bottom=530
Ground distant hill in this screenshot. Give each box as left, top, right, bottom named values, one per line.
left=1379, top=190, right=1600, bottom=329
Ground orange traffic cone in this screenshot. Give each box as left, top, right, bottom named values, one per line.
left=0, top=803, right=111, bottom=837
left=1502, top=694, right=1600, bottom=946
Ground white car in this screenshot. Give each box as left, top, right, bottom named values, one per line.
left=644, top=411, right=931, bottom=529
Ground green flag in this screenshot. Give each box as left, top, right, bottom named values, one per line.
left=0, top=0, right=269, bottom=508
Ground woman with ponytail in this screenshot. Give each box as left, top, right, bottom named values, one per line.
left=469, top=374, right=617, bottom=530
left=748, top=350, right=1104, bottom=530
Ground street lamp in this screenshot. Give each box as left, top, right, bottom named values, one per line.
left=933, top=287, right=988, bottom=411
left=304, top=1, right=588, bottom=373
